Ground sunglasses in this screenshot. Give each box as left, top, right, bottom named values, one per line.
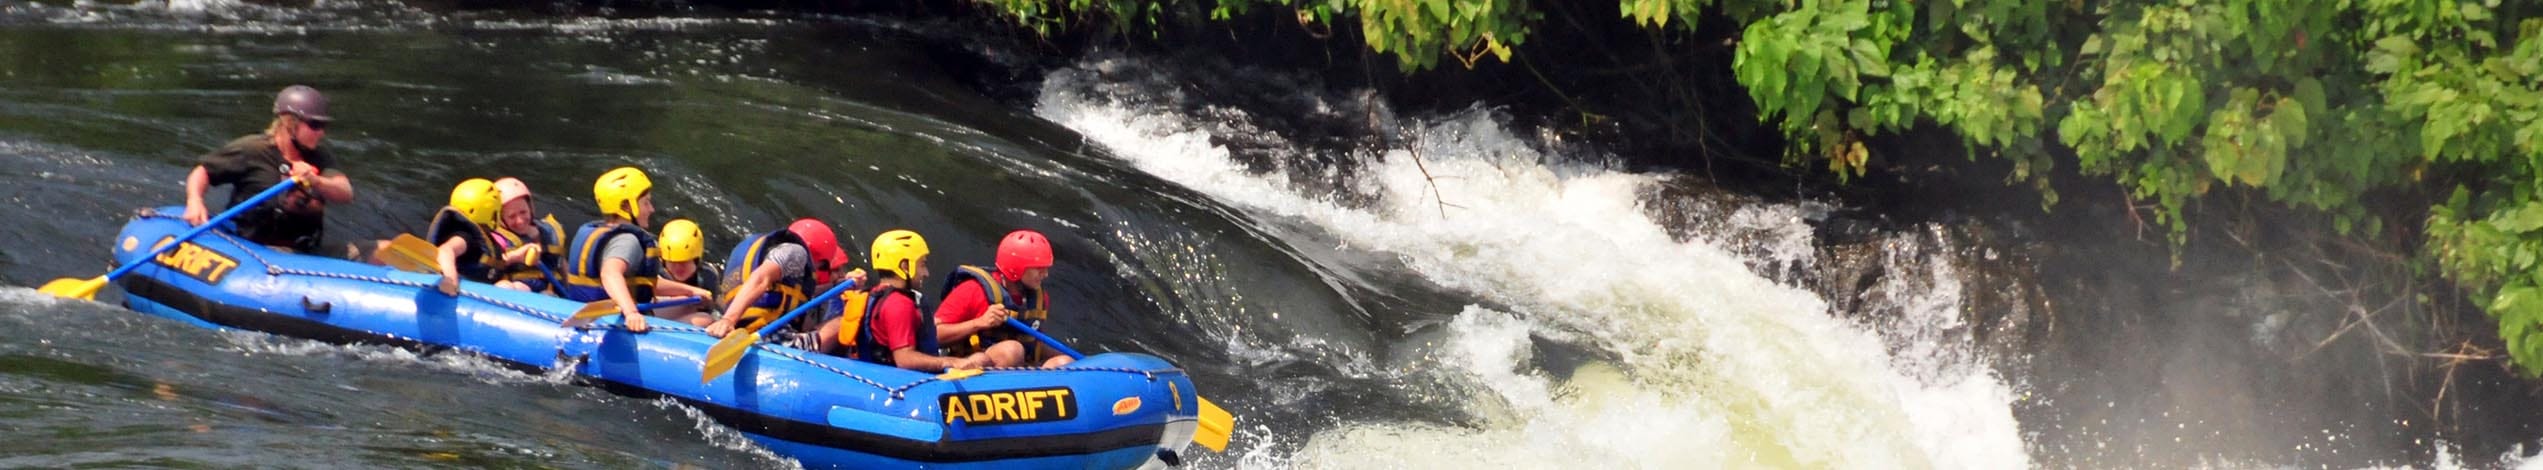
left=303, top=120, right=328, bottom=132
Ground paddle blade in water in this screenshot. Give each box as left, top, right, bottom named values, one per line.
left=701, top=331, right=758, bottom=384
left=38, top=276, right=106, bottom=300
left=379, top=234, right=441, bottom=274
left=1194, top=396, right=1233, bottom=452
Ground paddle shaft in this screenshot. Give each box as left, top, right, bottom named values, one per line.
left=536, top=262, right=561, bottom=291
left=753, top=279, right=860, bottom=338
left=998, top=303, right=1235, bottom=453
left=697, top=280, right=861, bottom=384
left=1003, top=318, right=1085, bottom=359
left=110, top=179, right=301, bottom=282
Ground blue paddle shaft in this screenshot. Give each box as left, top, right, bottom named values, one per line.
left=536, top=262, right=561, bottom=292
left=1005, top=318, right=1084, bottom=359
left=109, top=178, right=302, bottom=282
left=752, top=280, right=859, bottom=337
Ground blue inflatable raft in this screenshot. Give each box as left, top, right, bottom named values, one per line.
left=103, top=207, right=1203, bottom=469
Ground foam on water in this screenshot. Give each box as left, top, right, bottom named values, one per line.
left=0, top=286, right=74, bottom=308
left=163, top=0, right=244, bottom=15
left=1034, top=61, right=2029, bottom=468
left=656, top=399, right=799, bottom=469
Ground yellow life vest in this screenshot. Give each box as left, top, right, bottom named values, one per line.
left=494, top=215, right=566, bottom=292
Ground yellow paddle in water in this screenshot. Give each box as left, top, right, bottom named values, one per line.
left=376, top=233, right=443, bottom=274
left=39, top=179, right=301, bottom=300
left=1001, top=318, right=1234, bottom=452
left=701, top=279, right=861, bottom=384
left=558, top=296, right=705, bottom=328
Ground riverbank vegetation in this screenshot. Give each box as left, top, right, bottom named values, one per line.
left=960, top=0, right=2543, bottom=374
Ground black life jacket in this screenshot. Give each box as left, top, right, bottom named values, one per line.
left=667, top=262, right=721, bottom=300
left=425, top=207, right=502, bottom=284
left=937, top=265, right=1048, bottom=358
left=560, top=221, right=660, bottom=303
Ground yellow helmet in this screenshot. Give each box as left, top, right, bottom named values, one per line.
left=870, top=229, right=930, bottom=280
left=660, top=219, right=705, bottom=263
left=448, top=178, right=503, bottom=226
left=593, top=167, right=652, bottom=221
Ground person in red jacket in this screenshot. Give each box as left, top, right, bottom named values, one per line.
left=848, top=230, right=989, bottom=371
left=932, top=230, right=1074, bottom=368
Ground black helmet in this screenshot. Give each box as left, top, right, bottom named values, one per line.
left=272, top=85, right=331, bottom=122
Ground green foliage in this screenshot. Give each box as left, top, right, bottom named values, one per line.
left=1202, top=0, right=1537, bottom=70
left=1352, top=0, right=1536, bottom=70
left=974, top=0, right=1174, bottom=37
left=969, top=0, right=2543, bottom=373
left=2411, top=15, right=2543, bottom=373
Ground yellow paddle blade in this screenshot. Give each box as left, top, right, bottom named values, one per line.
left=701, top=330, right=759, bottom=384
left=37, top=276, right=107, bottom=301
left=935, top=368, right=984, bottom=381
left=561, top=300, right=621, bottom=327
left=379, top=234, right=441, bottom=274
left=1194, top=396, right=1233, bottom=452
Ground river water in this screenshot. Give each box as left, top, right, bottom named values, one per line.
left=0, top=1, right=2532, bottom=468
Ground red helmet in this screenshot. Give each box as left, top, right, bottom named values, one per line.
left=996, top=230, right=1054, bottom=279
left=788, top=218, right=847, bottom=283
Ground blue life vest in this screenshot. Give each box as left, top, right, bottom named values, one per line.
left=424, top=207, right=501, bottom=284
left=938, top=265, right=1048, bottom=358
left=853, top=285, right=937, bottom=367
left=559, top=221, right=660, bottom=303
left=716, top=229, right=814, bottom=332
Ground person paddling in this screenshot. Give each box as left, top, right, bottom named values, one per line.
left=556, top=167, right=710, bottom=333
left=489, top=177, right=567, bottom=294
left=934, top=230, right=1074, bottom=368
left=655, top=218, right=718, bottom=318
left=847, top=230, right=988, bottom=371
left=423, top=178, right=522, bottom=295
left=705, top=218, right=860, bottom=335
left=181, top=85, right=355, bottom=254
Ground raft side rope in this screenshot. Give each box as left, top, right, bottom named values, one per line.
left=207, top=226, right=573, bottom=323
left=749, top=342, right=895, bottom=392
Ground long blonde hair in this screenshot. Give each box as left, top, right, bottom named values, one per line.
left=264, top=115, right=300, bottom=145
